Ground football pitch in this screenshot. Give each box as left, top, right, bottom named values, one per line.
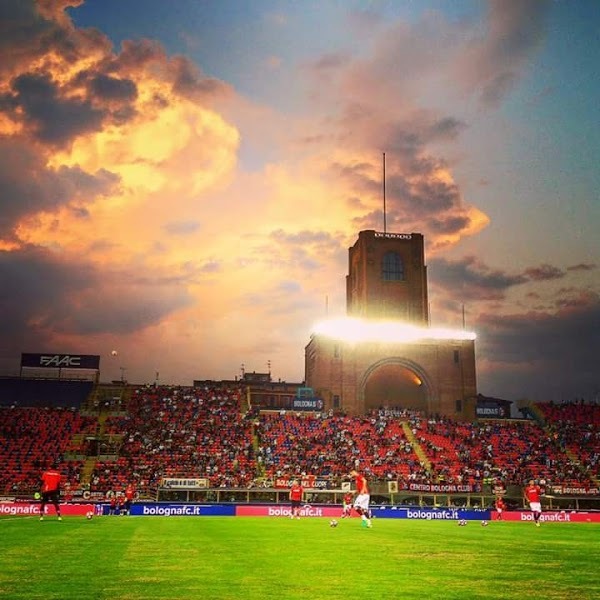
left=0, top=515, right=598, bottom=600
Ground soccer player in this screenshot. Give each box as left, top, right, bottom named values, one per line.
left=289, top=479, right=303, bottom=519
left=341, top=491, right=354, bottom=518
left=524, top=480, right=543, bottom=526
left=123, top=484, right=135, bottom=516
left=350, top=469, right=372, bottom=528
left=39, top=464, right=62, bottom=521
left=495, top=496, right=506, bottom=520
left=108, top=493, right=117, bottom=515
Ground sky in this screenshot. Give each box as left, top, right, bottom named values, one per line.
left=0, top=0, right=598, bottom=403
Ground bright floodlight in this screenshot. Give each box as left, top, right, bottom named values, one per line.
left=311, top=317, right=476, bottom=343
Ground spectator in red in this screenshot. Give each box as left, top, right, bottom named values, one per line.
left=524, top=480, right=543, bottom=527
left=289, top=479, right=303, bottom=519
left=39, top=464, right=62, bottom=521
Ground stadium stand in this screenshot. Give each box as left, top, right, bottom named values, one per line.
left=0, top=379, right=598, bottom=502
left=88, top=385, right=255, bottom=494
left=0, top=406, right=97, bottom=494
left=256, top=409, right=424, bottom=484
left=535, top=401, right=600, bottom=482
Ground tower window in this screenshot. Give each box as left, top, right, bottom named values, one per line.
left=382, top=251, right=404, bottom=281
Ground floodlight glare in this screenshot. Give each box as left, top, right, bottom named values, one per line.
left=311, top=317, right=476, bottom=343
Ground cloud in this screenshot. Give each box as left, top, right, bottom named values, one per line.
left=475, top=291, right=600, bottom=401
left=8, top=72, right=105, bottom=146
left=0, top=1, right=240, bottom=365
left=567, top=263, right=596, bottom=273
left=87, top=73, right=137, bottom=102
left=428, top=256, right=591, bottom=304
left=524, top=264, right=564, bottom=281
left=0, top=137, right=120, bottom=239
left=455, top=0, right=551, bottom=106
left=430, top=256, right=528, bottom=302
left=163, top=220, right=201, bottom=236
left=0, top=0, right=594, bottom=402
left=0, top=244, right=192, bottom=344
left=428, top=254, right=600, bottom=401
left=300, top=18, right=492, bottom=249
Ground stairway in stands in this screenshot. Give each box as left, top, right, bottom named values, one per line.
left=79, top=457, right=97, bottom=485
left=401, top=421, right=432, bottom=471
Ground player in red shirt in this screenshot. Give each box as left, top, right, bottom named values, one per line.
left=524, top=480, right=543, bottom=526
left=495, top=496, right=506, bottom=520
left=108, top=494, right=117, bottom=516
left=350, top=470, right=372, bottom=528
left=341, top=492, right=354, bottom=518
left=39, top=464, right=62, bottom=521
left=289, top=479, right=304, bottom=519
left=123, top=484, right=136, bottom=516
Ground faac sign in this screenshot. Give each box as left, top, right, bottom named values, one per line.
left=21, top=353, right=101, bottom=370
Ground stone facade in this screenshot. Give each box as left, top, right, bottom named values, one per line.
left=305, top=335, right=477, bottom=419
left=305, top=229, right=478, bottom=419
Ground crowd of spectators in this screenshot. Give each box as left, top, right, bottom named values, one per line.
left=89, top=385, right=255, bottom=494
left=412, top=414, right=594, bottom=489
left=256, top=408, right=425, bottom=486
left=0, top=406, right=96, bottom=494
left=535, top=401, right=600, bottom=481
left=1, top=388, right=598, bottom=498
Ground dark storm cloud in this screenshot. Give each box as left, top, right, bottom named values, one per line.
left=331, top=156, right=465, bottom=232
left=0, top=245, right=192, bottom=346
left=109, top=39, right=165, bottom=73
left=429, top=256, right=592, bottom=305
left=429, top=256, right=599, bottom=400
left=88, top=73, right=137, bottom=102
left=9, top=72, right=105, bottom=146
left=524, top=264, right=564, bottom=281
left=429, top=256, right=528, bottom=301
left=105, top=40, right=230, bottom=102
left=323, top=107, right=471, bottom=236
left=0, top=0, right=112, bottom=81
left=426, top=117, right=467, bottom=141
left=430, top=257, right=578, bottom=300
left=0, top=138, right=119, bottom=237
left=0, top=1, right=57, bottom=77
left=170, top=55, right=231, bottom=101
left=428, top=214, right=471, bottom=235
left=475, top=292, right=600, bottom=401
left=567, top=263, right=596, bottom=272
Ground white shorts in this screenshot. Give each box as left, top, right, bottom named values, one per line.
left=529, top=502, right=542, bottom=513
left=354, top=493, right=370, bottom=511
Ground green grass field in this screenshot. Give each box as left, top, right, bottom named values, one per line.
left=0, top=515, right=598, bottom=600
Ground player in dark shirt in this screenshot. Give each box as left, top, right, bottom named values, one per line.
left=39, top=465, right=62, bottom=521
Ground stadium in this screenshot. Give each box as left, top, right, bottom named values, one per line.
left=1, top=230, right=599, bottom=599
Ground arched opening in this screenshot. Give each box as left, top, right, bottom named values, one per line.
left=363, top=362, right=428, bottom=411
